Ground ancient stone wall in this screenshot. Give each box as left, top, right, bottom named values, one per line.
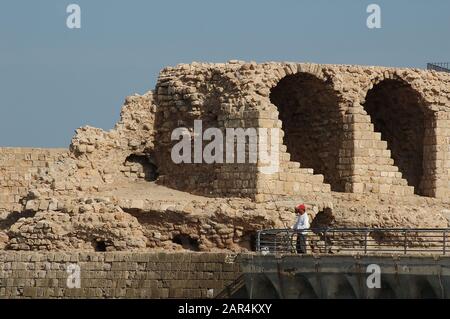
left=153, top=62, right=450, bottom=200
left=25, top=91, right=157, bottom=200
left=1, top=61, right=449, bottom=254
left=7, top=62, right=446, bottom=203
left=154, top=63, right=258, bottom=198
left=0, top=252, right=240, bottom=298
left=0, top=148, right=67, bottom=212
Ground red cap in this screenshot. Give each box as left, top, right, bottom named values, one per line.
left=296, top=204, right=306, bottom=212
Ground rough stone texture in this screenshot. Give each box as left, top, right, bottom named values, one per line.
left=7, top=198, right=147, bottom=252
left=0, top=61, right=449, bottom=253
left=153, top=62, right=450, bottom=200
left=0, top=148, right=67, bottom=212
left=0, top=252, right=240, bottom=299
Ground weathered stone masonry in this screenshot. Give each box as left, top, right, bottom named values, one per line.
left=0, top=61, right=449, bottom=254
left=2, top=62, right=448, bottom=206
left=154, top=62, right=450, bottom=200
left=0, top=252, right=240, bottom=299
left=0, top=148, right=67, bottom=212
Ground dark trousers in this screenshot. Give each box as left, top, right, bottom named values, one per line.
left=296, top=234, right=307, bottom=254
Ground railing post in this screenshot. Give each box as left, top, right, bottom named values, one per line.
left=404, top=230, right=408, bottom=255
left=364, top=230, right=368, bottom=254
left=274, top=234, right=277, bottom=254
left=256, top=231, right=261, bottom=252
left=443, top=230, right=447, bottom=255
left=324, top=229, right=328, bottom=254
left=287, top=231, right=291, bottom=254
left=291, top=231, right=295, bottom=254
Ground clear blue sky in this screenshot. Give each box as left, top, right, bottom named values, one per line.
left=1, top=0, right=449, bottom=147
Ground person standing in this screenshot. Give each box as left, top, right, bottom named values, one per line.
left=293, top=204, right=310, bottom=254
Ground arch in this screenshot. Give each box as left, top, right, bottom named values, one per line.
left=123, top=154, right=158, bottom=182
left=294, top=275, right=319, bottom=298
left=269, top=72, right=346, bottom=192
left=172, top=233, right=200, bottom=251
left=92, top=239, right=108, bottom=252
left=366, top=278, right=397, bottom=299
left=250, top=274, right=281, bottom=299
left=363, top=78, right=431, bottom=195
left=417, top=279, right=439, bottom=299
left=315, top=274, right=358, bottom=298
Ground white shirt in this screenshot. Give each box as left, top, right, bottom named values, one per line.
left=293, top=213, right=310, bottom=234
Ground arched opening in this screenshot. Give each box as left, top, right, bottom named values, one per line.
left=250, top=275, right=281, bottom=299
left=363, top=79, right=428, bottom=195
left=295, top=275, right=319, bottom=298
left=123, top=154, right=158, bottom=182
left=93, top=240, right=107, bottom=252
left=237, top=231, right=257, bottom=251
left=270, top=73, right=345, bottom=192
left=310, top=208, right=335, bottom=229
left=172, top=234, right=200, bottom=251
left=329, top=276, right=358, bottom=299
left=366, top=279, right=397, bottom=299
left=417, top=279, right=439, bottom=299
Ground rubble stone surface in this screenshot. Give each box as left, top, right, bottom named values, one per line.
left=0, top=61, right=449, bottom=252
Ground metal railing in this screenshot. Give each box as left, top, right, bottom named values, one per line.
left=427, top=62, right=450, bottom=73
left=256, top=228, right=450, bottom=255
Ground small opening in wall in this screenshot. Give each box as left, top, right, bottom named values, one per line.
left=310, top=208, right=335, bottom=229
left=238, top=231, right=257, bottom=251
left=93, top=240, right=107, bottom=252
left=124, top=154, right=159, bottom=182
left=172, top=234, right=200, bottom=251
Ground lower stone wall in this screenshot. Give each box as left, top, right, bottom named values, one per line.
left=0, top=252, right=241, bottom=299
left=0, top=148, right=67, bottom=212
